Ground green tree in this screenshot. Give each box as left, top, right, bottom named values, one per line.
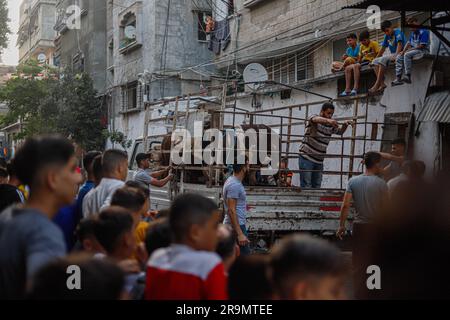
left=0, top=0, right=11, bottom=51
left=0, top=61, right=106, bottom=150
left=55, top=71, right=106, bottom=150
left=0, top=62, right=58, bottom=139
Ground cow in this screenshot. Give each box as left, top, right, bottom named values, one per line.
left=158, top=124, right=279, bottom=186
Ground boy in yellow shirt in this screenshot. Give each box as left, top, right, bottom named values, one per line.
left=110, top=186, right=150, bottom=260
left=340, top=30, right=380, bottom=97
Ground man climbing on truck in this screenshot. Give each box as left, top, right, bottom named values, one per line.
left=299, top=103, right=353, bottom=189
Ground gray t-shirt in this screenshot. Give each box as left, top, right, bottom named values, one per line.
left=346, top=175, right=388, bottom=223
left=134, top=168, right=154, bottom=186
left=223, top=176, right=247, bottom=226
left=0, top=208, right=66, bottom=299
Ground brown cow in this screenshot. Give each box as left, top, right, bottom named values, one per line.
left=159, top=124, right=279, bottom=186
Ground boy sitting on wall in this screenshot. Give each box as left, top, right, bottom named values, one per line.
left=340, top=30, right=380, bottom=97
left=331, top=33, right=360, bottom=73
left=392, top=17, right=430, bottom=86
left=369, top=20, right=406, bottom=94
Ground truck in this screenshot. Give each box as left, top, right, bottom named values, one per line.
left=125, top=94, right=356, bottom=249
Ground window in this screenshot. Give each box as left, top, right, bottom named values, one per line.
left=119, top=9, right=142, bottom=54
left=263, top=50, right=314, bottom=84
left=296, top=54, right=313, bottom=81
left=121, top=81, right=142, bottom=111
left=143, top=83, right=150, bottom=103
left=120, top=13, right=137, bottom=49
left=332, top=38, right=348, bottom=62
left=72, top=52, right=85, bottom=72
left=197, top=11, right=212, bottom=41
left=130, top=141, right=144, bottom=170
left=29, top=11, right=38, bottom=34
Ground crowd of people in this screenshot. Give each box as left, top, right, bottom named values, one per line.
left=0, top=135, right=353, bottom=300
left=0, top=131, right=449, bottom=300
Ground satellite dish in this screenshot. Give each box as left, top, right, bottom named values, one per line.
left=124, top=25, right=136, bottom=39
left=243, top=63, right=268, bottom=91
left=37, top=53, right=46, bottom=64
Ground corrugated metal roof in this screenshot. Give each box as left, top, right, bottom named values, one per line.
left=418, top=91, right=450, bottom=123
left=343, top=0, right=450, bottom=11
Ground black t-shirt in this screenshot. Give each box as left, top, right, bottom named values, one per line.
left=0, top=184, right=23, bottom=213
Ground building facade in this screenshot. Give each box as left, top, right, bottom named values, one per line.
left=207, top=0, right=450, bottom=187
left=54, top=0, right=108, bottom=93
left=17, top=0, right=57, bottom=65
left=106, top=0, right=217, bottom=145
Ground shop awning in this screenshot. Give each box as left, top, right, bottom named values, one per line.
left=418, top=91, right=450, bottom=123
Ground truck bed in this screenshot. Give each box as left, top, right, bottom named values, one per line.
left=149, top=183, right=354, bottom=235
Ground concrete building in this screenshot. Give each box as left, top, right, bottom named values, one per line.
left=206, top=0, right=450, bottom=187
left=54, top=0, right=108, bottom=93
left=17, top=0, right=57, bottom=65
left=107, top=0, right=217, bottom=146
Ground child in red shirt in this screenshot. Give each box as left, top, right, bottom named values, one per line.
left=145, top=194, right=227, bottom=300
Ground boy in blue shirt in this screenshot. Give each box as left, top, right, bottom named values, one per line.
left=370, top=20, right=406, bottom=94
left=392, top=17, right=430, bottom=86
left=331, top=33, right=360, bottom=73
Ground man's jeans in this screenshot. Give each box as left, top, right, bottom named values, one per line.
left=299, top=156, right=323, bottom=189
left=395, top=49, right=426, bottom=77
left=240, top=225, right=251, bottom=255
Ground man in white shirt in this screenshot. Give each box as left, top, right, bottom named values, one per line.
left=83, top=149, right=128, bottom=218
